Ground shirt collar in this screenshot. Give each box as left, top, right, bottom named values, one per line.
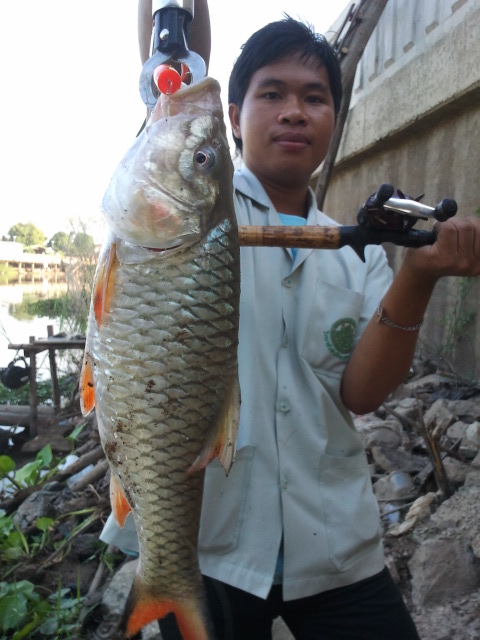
left=233, top=165, right=318, bottom=219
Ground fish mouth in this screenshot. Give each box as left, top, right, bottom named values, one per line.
left=145, top=241, right=183, bottom=252
left=150, top=76, right=223, bottom=122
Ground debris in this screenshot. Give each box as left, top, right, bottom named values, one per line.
left=3, top=357, right=480, bottom=639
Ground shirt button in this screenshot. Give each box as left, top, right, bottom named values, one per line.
left=283, top=277, right=293, bottom=288
left=278, top=400, right=290, bottom=413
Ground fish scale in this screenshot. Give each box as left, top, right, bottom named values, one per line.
left=95, top=229, right=237, bottom=598
left=80, top=77, right=239, bottom=638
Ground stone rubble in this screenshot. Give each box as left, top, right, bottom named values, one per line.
left=3, top=358, right=480, bottom=639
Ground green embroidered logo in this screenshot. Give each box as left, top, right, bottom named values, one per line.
left=324, top=317, right=357, bottom=360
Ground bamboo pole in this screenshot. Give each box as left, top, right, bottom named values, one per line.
left=237, top=225, right=436, bottom=258
left=237, top=225, right=341, bottom=249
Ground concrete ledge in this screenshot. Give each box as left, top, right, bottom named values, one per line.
left=336, top=2, right=480, bottom=162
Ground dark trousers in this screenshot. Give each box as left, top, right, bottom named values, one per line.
left=159, top=567, right=420, bottom=640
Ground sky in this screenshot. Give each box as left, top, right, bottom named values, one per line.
left=0, top=0, right=350, bottom=244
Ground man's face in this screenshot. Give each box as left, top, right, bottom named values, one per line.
left=229, top=53, right=336, bottom=192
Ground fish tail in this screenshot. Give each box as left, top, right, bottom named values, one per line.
left=174, top=599, right=211, bottom=640
left=123, top=576, right=210, bottom=639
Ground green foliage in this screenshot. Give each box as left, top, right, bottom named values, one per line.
left=15, top=445, right=54, bottom=488
left=0, top=579, right=46, bottom=634
left=0, top=435, right=114, bottom=638
left=0, top=504, right=106, bottom=637
left=0, top=446, right=57, bottom=493
left=0, top=514, right=26, bottom=563
left=0, top=579, right=83, bottom=638
left=9, top=291, right=88, bottom=334
left=5, top=288, right=89, bottom=345
left=22, top=297, right=64, bottom=319
left=65, top=420, right=87, bottom=447
left=0, top=514, right=54, bottom=567
left=0, top=458, right=16, bottom=482
left=6, top=223, right=95, bottom=259
left=47, top=230, right=95, bottom=259
left=70, top=232, right=95, bottom=258
left=47, top=232, right=73, bottom=255
left=7, top=295, right=54, bottom=322
left=6, top=223, right=45, bottom=247
left=0, top=376, right=72, bottom=407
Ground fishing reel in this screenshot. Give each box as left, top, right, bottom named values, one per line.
left=357, top=183, right=457, bottom=234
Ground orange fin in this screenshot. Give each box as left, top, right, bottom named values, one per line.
left=110, top=473, right=131, bottom=528
left=79, top=352, right=96, bottom=415
left=123, top=577, right=210, bottom=639
left=79, top=236, right=118, bottom=415
left=93, top=239, right=118, bottom=327
left=189, top=374, right=240, bottom=475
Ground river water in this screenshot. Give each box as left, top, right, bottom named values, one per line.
left=0, top=282, right=67, bottom=379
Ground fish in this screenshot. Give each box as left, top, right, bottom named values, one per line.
left=80, top=77, right=240, bottom=639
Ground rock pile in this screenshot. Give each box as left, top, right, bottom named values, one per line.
left=2, top=358, right=480, bottom=639
left=360, top=368, right=480, bottom=640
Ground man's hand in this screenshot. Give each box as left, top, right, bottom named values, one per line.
left=403, top=215, right=480, bottom=282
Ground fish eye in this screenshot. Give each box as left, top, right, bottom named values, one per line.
left=195, top=147, right=216, bottom=171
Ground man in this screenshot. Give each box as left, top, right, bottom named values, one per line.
left=132, top=3, right=480, bottom=637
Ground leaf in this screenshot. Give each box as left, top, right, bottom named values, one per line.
left=14, top=460, right=42, bottom=487
left=0, top=456, right=15, bottom=478
left=48, top=588, right=71, bottom=602
left=0, top=515, right=15, bottom=536
left=1, top=530, right=27, bottom=560
left=1, top=545, right=25, bottom=561
left=0, top=593, right=27, bottom=631
left=36, top=445, right=53, bottom=468
left=35, top=517, right=54, bottom=533
left=66, top=421, right=87, bottom=443
left=38, top=616, right=58, bottom=635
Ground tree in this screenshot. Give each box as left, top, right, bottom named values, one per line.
left=48, top=231, right=74, bottom=254
left=46, top=230, right=95, bottom=257
left=7, top=222, right=46, bottom=246
left=71, top=232, right=95, bottom=258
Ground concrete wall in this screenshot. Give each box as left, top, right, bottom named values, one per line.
left=320, top=0, right=480, bottom=379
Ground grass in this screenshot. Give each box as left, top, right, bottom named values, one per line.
left=0, top=375, right=78, bottom=408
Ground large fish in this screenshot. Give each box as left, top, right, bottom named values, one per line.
left=80, top=78, right=240, bottom=639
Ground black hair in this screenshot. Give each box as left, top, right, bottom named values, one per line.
left=228, top=16, right=342, bottom=152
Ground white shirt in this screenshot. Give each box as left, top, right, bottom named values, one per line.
left=198, top=166, right=393, bottom=600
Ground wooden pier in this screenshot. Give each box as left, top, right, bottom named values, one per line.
left=0, top=247, right=67, bottom=284
left=7, top=326, right=85, bottom=439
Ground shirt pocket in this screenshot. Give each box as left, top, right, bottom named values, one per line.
left=299, top=280, right=365, bottom=376
left=198, top=445, right=255, bottom=555
left=318, top=451, right=381, bottom=572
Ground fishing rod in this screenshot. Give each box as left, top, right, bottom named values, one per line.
left=238, top=183, right=458, bottom=262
